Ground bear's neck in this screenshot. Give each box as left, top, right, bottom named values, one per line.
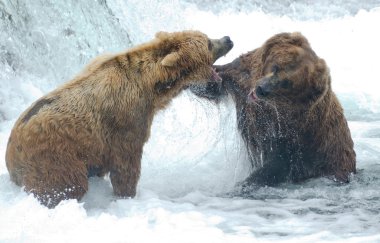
left=304, top=87, right=336, bottom=129
left=152, top=77, right=187, bottom=112
left=276, top=87, right=336, bottom=129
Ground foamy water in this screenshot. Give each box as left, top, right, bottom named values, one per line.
left=1, top=1, right=380, bottom=242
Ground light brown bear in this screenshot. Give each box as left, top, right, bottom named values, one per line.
left=191, top=32, right=356, bottom=187
left=6, top=30, right=233, bottom=208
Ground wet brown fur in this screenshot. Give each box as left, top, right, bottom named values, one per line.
left=6, top=30, right=232, bottom=208
left=193, top=32, right=356, bottom=186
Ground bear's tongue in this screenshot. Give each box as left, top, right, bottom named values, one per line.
left=211, top=68, right=222, bottom=82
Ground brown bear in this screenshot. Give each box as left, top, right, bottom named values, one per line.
left=191, top=32, right=356, bottom=187
left=5, top=30, right=234, bottom=208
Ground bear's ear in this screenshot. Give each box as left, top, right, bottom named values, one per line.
left=161, top=52, right=181, bottom=67
left=290, top=32, right=308, bottom=47
left=311, top=59, right=330, bottom=96
left=155, top=31, right=169, bottom=39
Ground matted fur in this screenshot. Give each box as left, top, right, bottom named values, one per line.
left=191, top=32, right=356, bottom=186
left=6, top=30, right=233, bottom=208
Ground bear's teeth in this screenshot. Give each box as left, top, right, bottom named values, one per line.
left=248, top=89, right=258, bottom=102
left=211, top=68, right=222, bottom=82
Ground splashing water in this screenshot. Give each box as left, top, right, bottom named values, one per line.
left=1, top=0, right=380, bottom=242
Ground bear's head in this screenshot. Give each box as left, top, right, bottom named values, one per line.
left=155, top=30, right=233, bottom=91
left=249, top=32, right=330, bottom=107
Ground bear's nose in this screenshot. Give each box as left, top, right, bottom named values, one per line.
left=222, top=36, right=233, bottom=48
left=256, top=85, right=270, bottom=97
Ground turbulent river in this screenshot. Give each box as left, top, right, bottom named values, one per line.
left=1, top=0, right=380, bottom=242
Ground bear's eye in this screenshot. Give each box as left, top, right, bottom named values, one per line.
left=208, top=40, right=213, bottom=51
left=271, top=64, right=280, bottom=75
left=280, top=79, right=292, bottom=89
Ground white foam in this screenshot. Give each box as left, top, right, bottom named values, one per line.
left=1, top=1, right=380, bottom=242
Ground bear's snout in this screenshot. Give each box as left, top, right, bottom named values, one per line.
left=255, top=76, right=272, bottom=97
left=211, top=36, right=234, bottom=62
left=256, top=85, right=270, bottom=97
left=221, top=36, right=234, bottom=49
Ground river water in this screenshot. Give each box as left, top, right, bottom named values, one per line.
left=1, top=0, right=380, bottom=242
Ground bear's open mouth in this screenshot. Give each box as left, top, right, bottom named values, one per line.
left=248, top=89, right=258, bottom=102
left=211, top=68, right=222, bottom=82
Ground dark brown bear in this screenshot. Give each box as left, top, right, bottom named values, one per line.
left=191, top=32, right=356, bottom=186
left=6, top=30, right=233, bottom=208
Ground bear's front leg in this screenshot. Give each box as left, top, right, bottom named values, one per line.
left=109, top=147, right=142, bottom=198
